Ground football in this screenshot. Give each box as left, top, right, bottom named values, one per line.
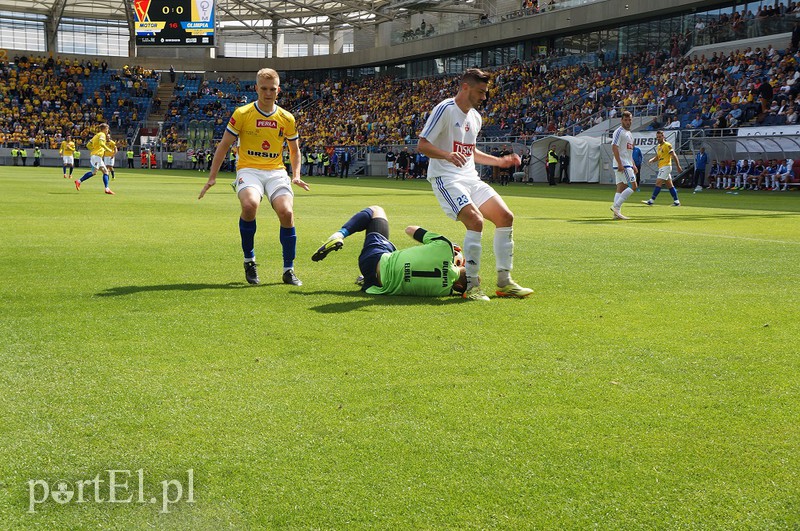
left=453, top=245, right=465, bottom=267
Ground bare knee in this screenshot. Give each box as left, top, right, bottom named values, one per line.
left=495, top=209, right=514, bottom=227
left=458, top=207, right=484, bottom=232
left=239, top=197, right=260, bottom=221
left=367, top=205, right=386, bottom=219
left=276, top=208, right=294, bottom=227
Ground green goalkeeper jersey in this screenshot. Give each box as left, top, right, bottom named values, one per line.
left=366, top=231, right=460, bottom=296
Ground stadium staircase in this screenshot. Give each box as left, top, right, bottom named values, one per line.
left=146, top=81, right=175, bottom=129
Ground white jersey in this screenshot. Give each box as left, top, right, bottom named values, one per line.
left=736, top=160, right=750, bottom=174
left=611, top=126, right=634, bottom=170
left=420, top=97, right=481, bottom=180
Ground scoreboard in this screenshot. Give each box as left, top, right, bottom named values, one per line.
left=134, top=0, right=215, bottom=46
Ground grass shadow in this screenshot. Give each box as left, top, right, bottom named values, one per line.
left=297, top=289, right=463, bottom=313
left=96, top=282, right=251, bottom=296
left=568, top=209, right=800, bottom=225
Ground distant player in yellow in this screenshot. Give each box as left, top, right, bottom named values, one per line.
left=75, top=123, right=114, bottom=195
left=643, top=130, right=682, bottom=206
left=198, top=68, right=309, bottom=286
left=59, top=134, right=76, bottom=179
left=103, top=136, right=118, bottom=180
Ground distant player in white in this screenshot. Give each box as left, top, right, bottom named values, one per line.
left=775, top=158, right=793, bottom=191
left=103, top=136, right=117, bottom=180
left=418, top=68, right=533, bottom=302
left=610, top=110, right=638, bottom=219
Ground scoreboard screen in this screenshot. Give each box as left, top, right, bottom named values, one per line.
left=134, top=0, right=215, bottom=46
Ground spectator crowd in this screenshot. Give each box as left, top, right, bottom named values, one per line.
left=4, top=6, right=800, bottom=160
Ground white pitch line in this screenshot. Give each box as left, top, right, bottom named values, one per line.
left=614, top=224, right=800, bottom=245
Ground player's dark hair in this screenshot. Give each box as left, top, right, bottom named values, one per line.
left=462, top=68, right=490, bottom=86
left=451, top=268, right=468, bottom=294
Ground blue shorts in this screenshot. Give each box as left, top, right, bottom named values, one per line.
left=358, top=232, right=396, bottom=290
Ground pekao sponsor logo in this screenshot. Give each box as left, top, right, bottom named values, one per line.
left=27, top=469, right=195, bottom=514
left=256, top=119, right=278, bottom=128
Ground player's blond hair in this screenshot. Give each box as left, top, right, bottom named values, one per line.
left=256, top=68, right=280, bottom=84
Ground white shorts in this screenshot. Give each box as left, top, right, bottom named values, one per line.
left=387, top=161, right=395, bottom=169
left=656, top=166, right=673, bottom=181
left=428, top=175, right=498, bottom=220
left=104, top=156, right=115, bottom=167
left=614, top=166, right=636, bottom=185
left=90, top=155, right=108, bottom=171
left=62, top=155, right=74, bottom=165
left=235, top=167, right=293, bottom=202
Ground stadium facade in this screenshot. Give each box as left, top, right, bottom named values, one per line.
left=0, top=0, right=781, bottom=78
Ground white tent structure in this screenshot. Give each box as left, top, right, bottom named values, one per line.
left=528, top=136, right=604, bottom=184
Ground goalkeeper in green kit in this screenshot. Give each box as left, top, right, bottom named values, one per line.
left=312, top=206, right=467, bottom=297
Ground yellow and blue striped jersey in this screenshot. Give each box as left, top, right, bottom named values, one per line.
left=226, top=102, right=298, bottom=171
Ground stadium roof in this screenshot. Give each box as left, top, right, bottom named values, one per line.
left=0, top=0, right=482, bottom=37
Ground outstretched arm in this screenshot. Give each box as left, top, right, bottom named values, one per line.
left=474, top=148, right=520, bottom=168
left=418, top=137, right=469, bottom=168
left=198, top=130, right=235, bottom=199
left=405, top=225, right=424, bottom=241
left=287, top=138, right=309, bottom=191
left=671, top=150, right=682, bottom=172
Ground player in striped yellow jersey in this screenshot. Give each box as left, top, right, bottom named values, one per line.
left=643, top=130, right=682, bottom=206
left=75, top=123, right=114, bottom=195
left=103, top=137, right=118, bottom=180
left=199, top=68, right=309, bottom=286
left=59, top=134, right=76, bottom=179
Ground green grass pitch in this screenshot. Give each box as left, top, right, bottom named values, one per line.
left=1, top=166, right=799, bottom=528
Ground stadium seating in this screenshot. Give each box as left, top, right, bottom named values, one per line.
left=276, top=43, right=800, bottom=146
left=3, top=18, right=799, bottom=155
left=0, top=56, right=155, bottom=149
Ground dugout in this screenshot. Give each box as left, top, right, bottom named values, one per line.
left=527, top=136, right=603, bottom=184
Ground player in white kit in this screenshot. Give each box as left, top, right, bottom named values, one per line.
left=610, top=110, right=638, bottom=219
left=418, top=68, right=533, bottom=302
